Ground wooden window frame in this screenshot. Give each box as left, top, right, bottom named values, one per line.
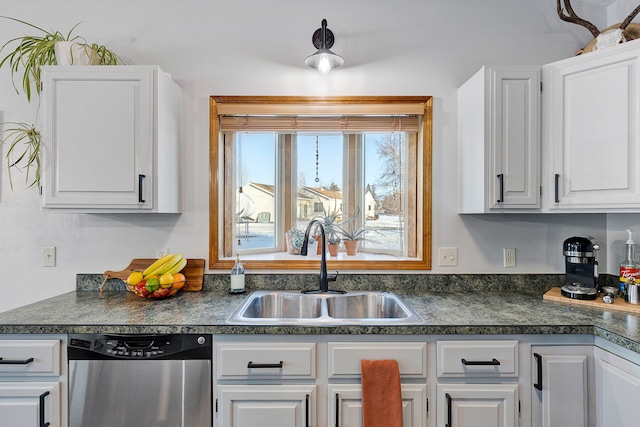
left=209, top=96, right=433, bottom=271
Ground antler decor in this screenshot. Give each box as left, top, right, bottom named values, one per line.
left=557, top=0, right=640, bottom=55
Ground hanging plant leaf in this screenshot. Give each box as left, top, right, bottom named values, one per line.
left=1, top=122, right=41, bottom=189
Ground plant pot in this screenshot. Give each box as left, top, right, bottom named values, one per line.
left=286, top=232, right=316, bottom=255
left=328, top=243, right=340, bottom=257
left=343, top=240, right=359, bottom=256
left=55, top=41, right=95, bottom=65
left=285, top=232, right=301, bottom=255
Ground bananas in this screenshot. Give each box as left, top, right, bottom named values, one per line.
left=142, top=254, right=186, bottom=279
left=165, top=257, right=187, bottom=276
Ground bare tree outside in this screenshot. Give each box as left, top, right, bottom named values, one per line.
left=374, top=133, right=406, bottom=215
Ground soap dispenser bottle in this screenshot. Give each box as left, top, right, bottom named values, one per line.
left=619, top=229, right=640, bottom=294
left=230, top=253, right=245, bottom=294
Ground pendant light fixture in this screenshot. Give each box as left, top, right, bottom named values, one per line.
left=304, top=19, right=344, bottom=75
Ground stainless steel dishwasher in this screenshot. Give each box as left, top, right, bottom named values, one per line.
left=68, top=333, right=212, bottom=427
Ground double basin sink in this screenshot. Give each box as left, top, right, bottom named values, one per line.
left=227, top=290, right=424, bottom=325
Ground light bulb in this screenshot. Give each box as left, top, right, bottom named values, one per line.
left=317, top=54, right=331, bottom=75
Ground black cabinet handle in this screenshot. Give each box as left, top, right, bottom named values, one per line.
left=39, top=390, right=50, bottom=427
left=554, top=174, right=560, bottom=203
left=247, top=361, right=283, bottom=369
left=138, top=174, right=146, bottom=203
left=0, top=357, right=34, bottom=365
left=335, top=393, right=340, bottom=427
left=497, top=173, right=504, bottom=203
left=445, top=393, right=452, bottom=427
left=305, top=394, right=310, bottom=427
left=461, top=358, right=500, bottom=366
left=534, top=352, right=543, bottom=391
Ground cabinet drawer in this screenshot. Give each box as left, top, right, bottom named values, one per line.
left=217, top=343, right=316, bottom=379
left=328, top=342, right=427, bottom=379
left=0, top=340, right=61, bottom=376
left=437, top=340, right=518, bottom=378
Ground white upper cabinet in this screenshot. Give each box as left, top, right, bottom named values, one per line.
left=41, top=65, right=182, bottom=213
left=458, top=66, right=541, bottom=213
left=543, top=40, right=640, bottom=212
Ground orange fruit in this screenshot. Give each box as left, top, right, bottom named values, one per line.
left=172, top=273, right=186, bottom=290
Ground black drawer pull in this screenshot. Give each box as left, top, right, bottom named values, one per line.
left=461, top=358, right=500, bottom=366
left=39, top=390, right=50, bottom=427
left=0, top=357, right=34, bottom=365
left=497, top=173, right=504, bottom=203
left=554, top=173, right=560, bottom=203
left=247, top=361, right=283, bottom=369
left=534, top=352, right=543, bottom=391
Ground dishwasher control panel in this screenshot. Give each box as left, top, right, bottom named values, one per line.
left=68, top=334, right=211, bottom=360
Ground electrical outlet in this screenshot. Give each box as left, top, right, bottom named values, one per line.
left=156, top=247, right=170, bottom=258
left=504, top=248, right=516, bottom=268
left=439, top=247, right=458, bottom=266
left=43, top=246, right=56, bottom=267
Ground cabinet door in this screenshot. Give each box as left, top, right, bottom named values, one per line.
left=490, top=67, right=540, bottom=209
left=458, top=66, right=540, bottom=213
left=42, top=67, right=154, bottom=209
left=594, top=347, right=640, bottom=427
left=0, top=382, right=60, bottom=427
left=217, top=384, right=316, bottom=427
left=436, top=384, right=518, bottom=427
left=531, top=345, right=593, bottom=427
left=329, top=383, right=427, bottom=427
left=544, top=41, right=640, bottom=211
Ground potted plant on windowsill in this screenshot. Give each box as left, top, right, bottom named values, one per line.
left=0, top=16, right=121, bottom=102
left=313, top=196, right=344, bottom=256
left=337, top=207, right=380, bottom=256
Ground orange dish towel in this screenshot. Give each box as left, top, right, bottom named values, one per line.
left=361, top=359, right=403, bottom=427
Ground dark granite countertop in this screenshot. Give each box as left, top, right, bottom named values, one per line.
left=0, top=273, right=638, bottom=354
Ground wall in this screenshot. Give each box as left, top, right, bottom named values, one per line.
left=0, top=0, right=636, bottom=313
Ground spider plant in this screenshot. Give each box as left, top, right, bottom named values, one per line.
left=0, top=16, right=120, bottom=102
left=0, top=122, right=41, bottom=189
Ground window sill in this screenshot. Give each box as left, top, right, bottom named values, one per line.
left=213, top=250, right=427, bottom=271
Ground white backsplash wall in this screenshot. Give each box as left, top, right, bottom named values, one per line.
left=0, top=0, right=636, bottom=312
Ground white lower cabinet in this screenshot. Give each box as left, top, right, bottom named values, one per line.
left=212, top=334, right=640, bottom=427
left=0, top=337, right=66, bottom=427
left=213, top=336, right=428, bottom=427
left=217, top=385, right=316, bottom=427
left=327, top=341, right=428, bottom=427
left=329, top=383, right=427, bottom=427
left=0, top=382, right=61, bottom=427
left=530, top=345, right=594, bottom=427
left=594, top=346, right=640, bottom=427
left=436, top=383, right=518, bottom=427
left=436, top=340, right=519, bottom=427
left=214, top=339, right=318, bottom=427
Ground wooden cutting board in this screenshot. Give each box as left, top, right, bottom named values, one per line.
left=543, top=287, right=640, bottom=314
left=103, top=258, right=205, bottom=291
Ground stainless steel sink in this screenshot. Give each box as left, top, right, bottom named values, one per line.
left=227, top=290, right=424, bottom=325
left=235, top=292, right=322, bottom=319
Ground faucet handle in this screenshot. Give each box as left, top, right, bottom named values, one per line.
left=327, top=271, right=339, bottom=282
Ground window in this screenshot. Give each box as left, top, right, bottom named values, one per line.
left=209, top=96, right=432, bottom=271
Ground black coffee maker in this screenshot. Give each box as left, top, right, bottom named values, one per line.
left=561, top=236, right=600, bottom=299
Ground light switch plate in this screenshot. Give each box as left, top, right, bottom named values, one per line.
left=439, top=247, right=458, bottom=266
left=42, top=246, right=56, bottom=267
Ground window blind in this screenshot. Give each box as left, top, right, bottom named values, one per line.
left=219, top=115, right=420, bottom=132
